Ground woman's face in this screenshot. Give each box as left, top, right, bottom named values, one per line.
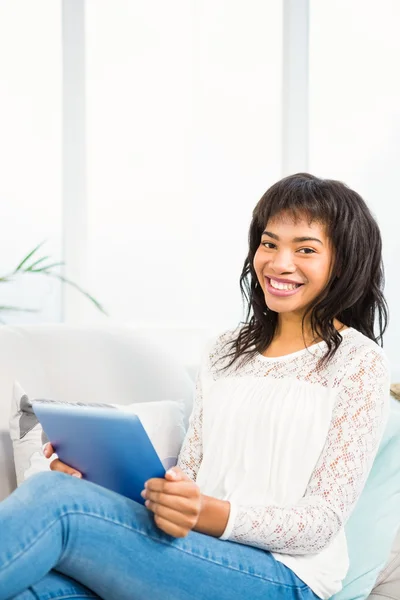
left=253, top=212, right=334, bottom=318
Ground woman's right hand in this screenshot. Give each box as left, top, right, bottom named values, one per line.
left=43, top=443, right=82, bottom=478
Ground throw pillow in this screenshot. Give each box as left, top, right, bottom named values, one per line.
left=332, top=408, right=400, bottom=600
left=369, top=527, right=400, bottom=600
left=10, top=381, right=186, bottom=486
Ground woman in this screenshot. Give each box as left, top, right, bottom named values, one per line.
left=0, top=173, right=390, bottom=599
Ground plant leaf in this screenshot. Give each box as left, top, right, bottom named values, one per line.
left=14, top=241, right=47, bottom=273
left=28, top=261, right=65, bottom=273
left=24, top=256, right=51, bottom=271
left=0, top=306, right=38, bottom=313
left=42, top=272, right=108, bottom=315
left=1, top=241, right=107, bottom=318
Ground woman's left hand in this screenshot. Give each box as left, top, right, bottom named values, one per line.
left=142, top=466, right=202, bottom=538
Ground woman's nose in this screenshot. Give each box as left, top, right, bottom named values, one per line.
left=270, top=250, right=296, bottom=274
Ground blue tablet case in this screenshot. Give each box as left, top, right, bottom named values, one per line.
left=32, top=402, right=166, bottom=504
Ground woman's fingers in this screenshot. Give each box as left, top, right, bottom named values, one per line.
left=49, top=458, right=82, bottom=478
left=164, top=467, right=191, bottom=482
left=143, top=476, right=202, bottom=537
left=43, top=443, right=82, bottom=478
left=146, top=503, right=197, bottom=537
left=151, top=514, right=190, bottom=538
left=145, top=478, right=199, bottom=499
left=144, top=488, right=200, bottom=515
left=43, top=443, right=54, bottom=458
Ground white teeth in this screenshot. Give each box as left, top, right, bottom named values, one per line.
left=270, top=278, right=299, bottom=291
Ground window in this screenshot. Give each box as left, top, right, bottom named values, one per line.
left=0, top=0, right=62, bottom=323
left=85, top=0, right=283, bottom=330
left=309, top=0, right=400, bottom=370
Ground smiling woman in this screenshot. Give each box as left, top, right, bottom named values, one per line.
left=225, top=172, right=388, bottom=366
left=0, top=173, right=390, bottom=600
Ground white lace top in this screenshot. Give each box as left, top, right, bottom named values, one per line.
left=177, top=327, right=390, bottom=599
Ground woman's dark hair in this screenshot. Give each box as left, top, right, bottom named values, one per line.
left=222, top=173, right=388, bottom=369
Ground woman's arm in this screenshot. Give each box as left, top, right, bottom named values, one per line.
left=143, top=469, right=231, bottom=538
left=177, top=371, right=204, bottom=481
left=177, top=330, right=233, bottom=482
left=145, top=334, right=233, bottom=538
left=175, top=368, right=232, bottom=537
left=193, top=494, right=230, bottom=537
left=143, top=365, right=231, bottom=539
left=218, top=347, right=390, bottom=555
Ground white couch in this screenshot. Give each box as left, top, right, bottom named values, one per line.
left=0, top=323, right=398, bottom=599
left=0, top=324, right=195, bottom=499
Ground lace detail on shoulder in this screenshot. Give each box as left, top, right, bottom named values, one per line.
left=228, top=345, right=390, bottom=554
left=209, top=327, right=385, bottom=391
left=177, top=374, right=203, bottom=481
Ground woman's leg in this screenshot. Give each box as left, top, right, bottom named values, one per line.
left=0, top=472, right=318, bottom=600
left=12, top=571, right=99, bottom=600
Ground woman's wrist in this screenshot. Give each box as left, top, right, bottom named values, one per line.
left=193, top=494, right=231, bottom=538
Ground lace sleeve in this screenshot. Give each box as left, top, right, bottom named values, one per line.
left=177, top=373, right=203, bottom=481
left=223, top=347, right=390, bottom=554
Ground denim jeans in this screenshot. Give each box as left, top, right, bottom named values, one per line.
left=0, top=472, right=319, bottom=600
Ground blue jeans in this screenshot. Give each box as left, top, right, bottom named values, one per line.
left=0, top=472, right=319, bottom=600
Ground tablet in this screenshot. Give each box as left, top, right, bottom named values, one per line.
left=32, top=401, right=166, bottom=504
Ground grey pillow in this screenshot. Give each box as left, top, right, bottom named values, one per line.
left=18, top=392, right=115, bottom=446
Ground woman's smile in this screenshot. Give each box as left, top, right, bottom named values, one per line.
left=253, top=214, right=332, bottom=315
left=265, top=276, right=305, bottom=297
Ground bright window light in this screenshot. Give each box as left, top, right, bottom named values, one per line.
left=309, top=0, right=400, bottom=373
left=0, top=0, right=62, bottom=323
left=85, top=0, right=283, bottom=330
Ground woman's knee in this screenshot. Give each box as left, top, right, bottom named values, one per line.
left=17, top=471, right=80, bottom=504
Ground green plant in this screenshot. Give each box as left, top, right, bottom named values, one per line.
left=0, top=241, right=107, bottom=318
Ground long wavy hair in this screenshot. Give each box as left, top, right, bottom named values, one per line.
left=221, top=173, right=388, bottom=369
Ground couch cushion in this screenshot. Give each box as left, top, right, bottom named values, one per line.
left=332, top=408, right=400, bottom=600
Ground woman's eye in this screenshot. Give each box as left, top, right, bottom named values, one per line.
left=298, top=248, right=316, bottom=254
left=262, top=242, right=276, bottom=249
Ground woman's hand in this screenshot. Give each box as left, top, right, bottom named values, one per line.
left=142, top=466, right=202, bottom=538
left=43, top=443, right=82, bottom=478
